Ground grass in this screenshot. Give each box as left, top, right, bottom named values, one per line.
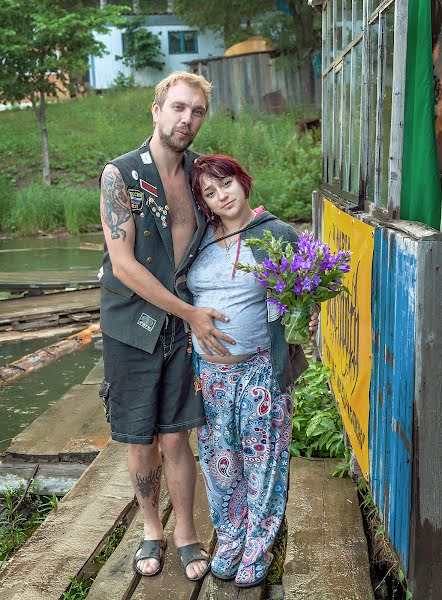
left=0, top=483, right=59, bottom=568
left=0, top=88, right=320, bottom=235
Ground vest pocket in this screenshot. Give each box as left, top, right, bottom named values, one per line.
left=100, top=269, right=135, bottom=299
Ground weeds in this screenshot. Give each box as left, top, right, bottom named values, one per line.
left=357, top=479, right=413, bottom=599
left=0, top=483, right=58, bottom=568
left=292, top=361, right=346, bottom=462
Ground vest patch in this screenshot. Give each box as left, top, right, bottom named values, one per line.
left=140, top=179, right=158, bottom=197
left=140, top=151, right=152, bottom=164
left=137, top=313, right=157, bottom=332
left=128, top=189, right=143, bottom=213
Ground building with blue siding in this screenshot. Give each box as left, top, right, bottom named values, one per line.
left=88, top=15, right=225, bottom=90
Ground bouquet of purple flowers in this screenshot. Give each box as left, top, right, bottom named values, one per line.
left=237, top=230, right=351, bottom=344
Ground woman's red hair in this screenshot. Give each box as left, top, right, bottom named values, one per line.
left=190, top=154, right=253, bottom=226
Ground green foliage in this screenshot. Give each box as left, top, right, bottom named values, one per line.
left=193, top=109, right=321, bottom=221
left=62, top=577, right=91, bottom=600
left=173, top=0, right=273, bottom=46
left=112, top=71, right=135, bottom=89
left=0, top=0, right=127, bottom=182
left=3, top=184, right=99, bottom=236
left=117, top=17, right=164, bottom=71
left=0, top=0, right=126, bottom=105
left=291, top=361, right=346, bottom=459
left=0, top=484, right=58, bottom=567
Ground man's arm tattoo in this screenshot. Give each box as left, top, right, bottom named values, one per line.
left=100, top=166, right=131, bottom=240
left=134, top=466, right=161, bottom=508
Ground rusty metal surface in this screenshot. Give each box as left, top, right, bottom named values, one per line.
left=369, top=227, right=416, bottom=572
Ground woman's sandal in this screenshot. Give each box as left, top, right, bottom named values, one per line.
left=133, top=539, right=167, bottom=576
left=177, top=542, right=211, bottom=582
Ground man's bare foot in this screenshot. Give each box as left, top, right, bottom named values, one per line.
left=174, top=531, right=209, bottom=580
left=135, top=525, right=165, bottom=575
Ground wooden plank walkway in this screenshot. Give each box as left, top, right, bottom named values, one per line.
left=3, top=382, right=109, bottom=462
left=0, top=359, right=374, bottom=599
left=0, top=288, right=100, bottom=332
left=283, top=458, right=374, bottom=600
left=0, top=270, right=99, bottom=294
left=0, top=440, right=135, bottom=600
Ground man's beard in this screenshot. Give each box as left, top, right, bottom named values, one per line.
left=158, top=126, right=194, bottom=153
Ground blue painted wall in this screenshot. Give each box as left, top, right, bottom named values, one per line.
left=369, top=227, right=416, bottom=572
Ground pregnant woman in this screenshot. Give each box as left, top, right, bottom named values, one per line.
left=187, top=154, right=318, bottom=588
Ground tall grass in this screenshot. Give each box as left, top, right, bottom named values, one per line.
left=0, top=88, right=320, bottom=235
left=3, top=185, right=99, bottom=235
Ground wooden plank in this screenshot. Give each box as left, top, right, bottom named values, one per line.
left=131, top=468, right=215, bottom=600
left=282, top=458, right=373, bottom=600
left=189, top=428, right=199, bottom=458
left=87, top=474, right=172, bottom=600
left=198, top=574, right=264, bottom=600
left=0, top=440, right=134, bottom=600
left=3, top=383, right=109, bottom=462
left=0, top=324, right=87, bottom=343
left=82, top=357, right=104, bottom=385
left=0, top=461, right=88, bottom=496
left=387, top=0, right=408, bottom=217
left=408, top=239, right=442, bottom=598
left=0, top=288, right=100, bottom=325
left=0, top=270, right=99, bottom=292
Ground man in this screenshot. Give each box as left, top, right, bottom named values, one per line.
left=99, top=72, right=235, bottom=580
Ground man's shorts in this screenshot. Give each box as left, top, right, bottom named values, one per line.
left=100, top=315, right=205, bottom=444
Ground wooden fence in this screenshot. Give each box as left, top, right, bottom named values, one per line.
left=187, top=51, right=320, bottom=115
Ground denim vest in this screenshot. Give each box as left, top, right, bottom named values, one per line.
left=99, top=140, right=207, bottom=353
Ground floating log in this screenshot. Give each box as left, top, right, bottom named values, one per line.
left=0, top=323, right=100, bottom=387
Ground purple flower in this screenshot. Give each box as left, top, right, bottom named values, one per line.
left=301, top=277, right=315, bottom=292
left=290, top=255, right=304, bottom=272
left=277, top=301, right=288, bottom=314
left=258, top=279, right=269, bottom=287
left=274, top=280, right=286, bottom=294
left=280, top=256, right=289, bottom=272
left=293, top=278, right=303, bottom=296
left=262, top=258, right=279, bottom=273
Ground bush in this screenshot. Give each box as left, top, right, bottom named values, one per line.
left=194, top=111, right=321, bottom=221
left=292, top=361, right=346, bottom=459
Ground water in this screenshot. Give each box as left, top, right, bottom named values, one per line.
left=0, top=232, right=103, bottom=272
left=0, top=233, right=104, bottom=453
left=0, top=341, right=102, bottom=453
left=0, top=336, right=64, bottom=366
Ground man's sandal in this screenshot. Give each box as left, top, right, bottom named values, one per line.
left=177, top=542, right=211, bottom=582
left=133, top=539, right=167, bottom=576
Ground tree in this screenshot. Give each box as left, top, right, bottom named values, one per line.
left=173, top=0, right=273, bottom=47
left=173, top=1, right=320, bottom=53
left=117, top=17, right=165, bottom=71
left=0, top=0, right=125, bottom=184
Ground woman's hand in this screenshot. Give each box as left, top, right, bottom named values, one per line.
left=309, top=305, right=320, bottom=335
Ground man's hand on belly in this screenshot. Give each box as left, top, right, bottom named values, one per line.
left=187, top=307, right=236, bottom=356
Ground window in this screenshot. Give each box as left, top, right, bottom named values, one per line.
left=168, top=31, right=198, bottom=54
left=322, top=0, right=404, bottom=215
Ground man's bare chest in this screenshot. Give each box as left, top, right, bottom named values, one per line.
left=162, top=180, right=196, bottom=228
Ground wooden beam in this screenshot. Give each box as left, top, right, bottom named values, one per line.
left=408, top=239, right=442, bottom=597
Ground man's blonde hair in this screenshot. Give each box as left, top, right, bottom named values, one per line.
left=154, top=71, right=213, bottom=110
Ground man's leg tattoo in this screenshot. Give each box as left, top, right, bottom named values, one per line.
left=135, top=466, right=161, bottom=507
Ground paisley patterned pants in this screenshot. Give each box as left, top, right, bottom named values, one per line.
left=197, top=351, right=293, bottom=582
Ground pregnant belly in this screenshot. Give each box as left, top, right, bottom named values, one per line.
left=200, top=352, right=253, bottom=364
